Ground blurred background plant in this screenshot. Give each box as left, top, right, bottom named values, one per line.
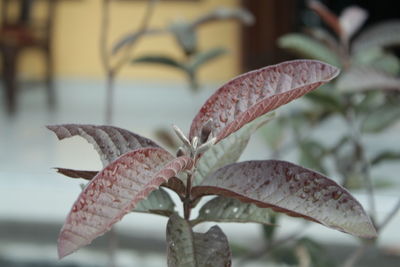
left=114, top=6, right=254, bottom=92
left=247, top=1, right=400, bottom=266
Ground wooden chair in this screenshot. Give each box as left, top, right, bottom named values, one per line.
left=0, top=0, right=56, bottom=114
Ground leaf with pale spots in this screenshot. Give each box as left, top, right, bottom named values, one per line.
left=55, top=168, right=177, bottom=217
left=47, top=124, right=160, bottom=166
left=192, top=196, right=275, bottom=226
left=192, top=160, right=377, bottom=238
left=57, top=148, right=192, bottom=259
left=167, top=214, right=231, bottom=267
left=193, top=112, right=274, bottom=185
left=189, top=60, right=339, bottom=143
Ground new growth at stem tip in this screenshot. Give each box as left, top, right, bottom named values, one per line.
left=172, top=122, right=216, bottom=159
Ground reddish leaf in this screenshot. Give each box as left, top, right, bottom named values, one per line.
left=56, top=168, right=97, bottom=181
left=55, top=168, right=186, bottom=197
left=162, top=177, right=186, bottom=199
left=58, top=148, right=192, bottom=258
left=192, top=160, right=377, bottom=238
left=47, top=124, right=160, bottom=166
left=189, top=60, right=339, bottom=142
left=308, top=0, right=342, bottom=37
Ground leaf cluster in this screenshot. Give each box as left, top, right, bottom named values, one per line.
left=275, top=0, right=400, bottom=189
left=49, top=60, right=377, bottom=266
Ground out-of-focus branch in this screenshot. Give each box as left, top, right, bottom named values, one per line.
left=378, top=197, right=400, bottom=231
left=100, top=0, right=158, bottom=124
left=113, top=0, right=159, bottom=73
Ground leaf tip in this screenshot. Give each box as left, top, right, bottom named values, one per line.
left=57, top=235, right=74, bottom=260
left=357, top=221, right=378, bottom=239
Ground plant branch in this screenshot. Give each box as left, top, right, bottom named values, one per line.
left=100, top=0, right=114, bottom=124
left=341, top=241, right=371, bottom=267
left=113, top=0, right=158, bottom=74
left=345, top=107, right=377, bottom=223
left=184, top=171, right=193, bottom=220
left=100, top=0, right=158, bottom=124
left=100, top=0, right=112, bottom=73
left=239, top=222, right=309, bottom=266
left=378, top=197, right=400, bottom=232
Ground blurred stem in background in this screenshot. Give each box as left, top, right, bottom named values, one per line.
left=99, top=1, right=158, bottom=266
left=100, top=0, right=158, bottom=124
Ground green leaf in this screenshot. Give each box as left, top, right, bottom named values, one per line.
left=188, top=47, right=228, bottom=71
left=336, top=66, right=400, bottom=92
left=134, top=188, right=176, bottom=217
left=193, top=112, right=275, bottom=185
left=305, top=88, right=343, bottom=113
left=170, top=22, right=197, bottom=55
left=296, top=238, right=336, bottom=267
left=371, top=151, right=400, bottom=166
left=260, top=118, right=285, bottom=151
left=131, top=55, right=187, bottom=71
left=192, top=196, right=275, bottom=226
left=361, top=104, right=400, bottom=133
left=262, top=213, right=278, bottom=243
left=345, top=173, right=395, bottom=190
left=278, top=33, right=341, bottom=67
left=166, top=214, right=231, bottom=267
left=355, top=91, right=385, bottom=114
left=298, top=140, right=327, bottom=173
left=353, top=47, right=400, bottom=74
left=352, top=20, right=400, bottom=52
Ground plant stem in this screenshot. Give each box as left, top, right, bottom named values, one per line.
left=239, top=222, right=309, bottom=266
left=113, top=0, right=157, bottom=74
left=378, top=197, right=400, bottom=231
left=341, top=241, right=371, bottom=267
left=100, top=0, right=113, bottom=124
left=105, top=71, right=115, bottom=124
left=184, top=171, right=193, bottom=220
left=345, top=107, right=377, bottom=223
left=100, top=0, right=157, bottom=124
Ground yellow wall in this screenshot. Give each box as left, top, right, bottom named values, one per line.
left=16, top=0, right=242, bottom=82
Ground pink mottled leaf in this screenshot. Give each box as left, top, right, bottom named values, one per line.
left=192, top=160, right=377, bottom=238
left=55, top=168, right=186, bottom=197
left=58, top=147, right=192, bottom=259
left=189, top=60, right=339, bottom=142
left=47, top=124, right=160, bottom=166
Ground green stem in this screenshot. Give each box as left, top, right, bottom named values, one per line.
left=345, top=107, right=377, bottom=224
